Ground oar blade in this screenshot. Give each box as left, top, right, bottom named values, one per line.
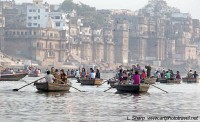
left=13, top=89, right=19, bottom=91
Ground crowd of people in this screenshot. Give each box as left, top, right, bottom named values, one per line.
left=26, top=66, right=41, bottom=76
left=44, top=67, right=101, bottom=83
left=116, top=64, right=200, bottom=85
left=187, top=70, right=199, bottom=78
left=116, top=64, right=152, bottom=85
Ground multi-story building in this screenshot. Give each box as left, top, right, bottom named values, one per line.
left=4, top=19, right=69, bottom=66
left=113, top=20, right=129, bottom=64
left=92, top=28, right=104, bottom=63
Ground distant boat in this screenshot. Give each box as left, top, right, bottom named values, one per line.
left=80, top=79, right=103, bottom=85
left=0, top=73, right=27, bottom=81
left=182, top=78, right=199, bottom=83
left=114, top=83, right=150, bottom=93
left=158, top=79, right=181, bottom=84
left=34, top=82, right=71, bottom=92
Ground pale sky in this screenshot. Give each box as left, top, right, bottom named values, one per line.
left=16, top=0, right=200, bottom=19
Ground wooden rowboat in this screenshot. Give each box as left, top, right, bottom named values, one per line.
left=158, top=79, right=181, bottom=84
left=0, top=73, right=27, bottom=81
left=182, top=78, right=199, bottom=83
left=114, top=83, right=150, bottom=93
left=80, top=79, right=103, bottom=85
left=34, top=82, right=71, bottom=92
left=144, top=78, right=156, bottom=84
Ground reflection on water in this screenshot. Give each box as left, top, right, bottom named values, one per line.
left=0, top=73, right=200, bottom=121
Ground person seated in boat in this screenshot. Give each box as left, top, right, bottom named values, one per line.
left=50, top=67, right=56, bottom=76
left=54, top=69, right=61, bottom=84
left=118, top=69, right=123, bottom=83
left=141, top=70, right=147, bottom=83
left=176, top=71, right=181, bottom=79
left=89, top=68, right=95, bottom=79
left=60, top=69, right=68, bottom=84
left=156, top=71, right=161, bottom=79
left=81, top=68, right=86, bottom=78
left=95, top=69, right=100, bottom=79
left=187, top=70, right=193, bottom=78
left=71, top=69, right=74, bottom=76
left=165, top=71, right=171, bottom=80
left=161, top=70, right=166, bottom=79
left=45, top=71, right=55, bottom=83
left=67, top=69, right=71, bottom=76
left=133, top=71, right=141, bottom=85
left=193, top=71, right=199, bottom=78
left=123, top=70, right=128, bottom=80
left=169, top=69, right=175, bottom=80
left=75, top=69, right=80, bottom=78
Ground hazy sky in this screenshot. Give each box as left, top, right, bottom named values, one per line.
left=16, top=0, right=200, bottom=19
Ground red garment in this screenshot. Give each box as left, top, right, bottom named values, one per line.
left=141, top=72, right=147, bottom=79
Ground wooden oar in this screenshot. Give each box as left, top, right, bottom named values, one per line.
left=144, top=79, right=168, bottom=93
left=151, top=84, right=168, bottom=93
left=56, top=78, right=86, bottom=92
left=13, top=77, right=44, bottom=91
left=104, top=87, right=112, bottom=92
left=97, top=76, right=115, bottom=87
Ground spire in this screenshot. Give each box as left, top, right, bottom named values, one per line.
left=46, top=16, right=55, bottom=29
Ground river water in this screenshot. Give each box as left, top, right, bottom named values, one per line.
left=0, top=73, right=200, bottom=122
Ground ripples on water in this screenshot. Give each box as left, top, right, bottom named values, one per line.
left=0, top=74, right=200, bottom=122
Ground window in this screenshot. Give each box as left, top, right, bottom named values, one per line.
left=17, top=32, right=20, bottom=35
left=50, top=33, right=53, bottom=37
left=29, top=9, right=32, bottom=12
left=13, top=32, right=15, bottom=35
left=38, top=9, right=40, bottom=13
left=42, top=32, right=45, bottom=36
left=33, top=23, right=37, bottom=26
left=28, top=16, right=32, bottom=20
left=25, top=32, right=27, bottom=35
left=33, top=9, right=36, bottom=12
left=38, top=15, right=40, bottom=19
left=38, top=24, right=40, bottom=27
left=55, top=22, right=60, bottom=27
left=45, top=9, right=49, bottom=12
left=34, top=32, right=36, bottom=35
left=55, top=16, right=60, bottom=19
left=21, top=32, right=24, bottom=35
left=34, top=16, right=37, bottom=20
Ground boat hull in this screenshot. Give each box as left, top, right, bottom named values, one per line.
left=144, top=78, right=156, bottom=84
left=0, top=73, right=27, bottom=81
left=158, top=79, right=181, bottom=84
left=35, top=82, right=70, bottom=92
left=114, top=84, right=150, bottom=93
left=80, top=79, right=103, bottom=85
left=68, top=75, right=75, bottom=78
left=182, top=78, right=199, bottom=83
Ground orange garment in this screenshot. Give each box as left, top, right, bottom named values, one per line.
left=141, top=72, right=147, bottom=79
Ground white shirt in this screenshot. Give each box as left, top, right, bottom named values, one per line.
left=45, top=74, right=55, bottom=83
left=90, top=73, right=95, bottom=79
